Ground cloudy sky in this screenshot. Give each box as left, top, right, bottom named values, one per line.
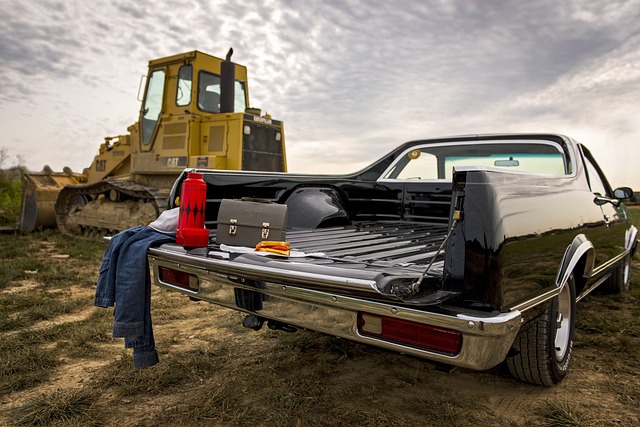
left=1, top=0, right=639, bottom=188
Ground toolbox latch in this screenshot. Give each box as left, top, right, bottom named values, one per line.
left=261, top=222, right=270, bottom=239
left=229, top=219, right=238, bottom=235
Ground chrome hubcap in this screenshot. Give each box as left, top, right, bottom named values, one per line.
left=555, top=284, right=572, bottom=361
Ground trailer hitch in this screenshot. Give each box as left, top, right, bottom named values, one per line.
left=241, top=315, right=297, bottom=333
left=242, top=314, right=265, bottom=331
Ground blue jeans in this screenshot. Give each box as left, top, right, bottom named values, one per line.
left=95, top=226, right=175, bottom=368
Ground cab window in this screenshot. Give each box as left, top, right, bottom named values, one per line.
left=198, top=71, right=247, bottom=113
left=141, top=69, right=165, bottom=146
left=582, top=150, right=610, bottom=196
left=176, top=65, right=192, bottom=107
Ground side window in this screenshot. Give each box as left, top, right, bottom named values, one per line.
left=198, top=71, right=248, bottom=113
left=141, top=69, right=165, bottom=146
left=176, top=65, right=192, bottom=107
left=397, top=152, right=438, bottom=179
left=383, top=149, right=439, bottom=180
left=583, top=153, right=609, bottom=196
left=198, top=71, right=221, bottom=112
left=234, top=81, right=247, bottom=112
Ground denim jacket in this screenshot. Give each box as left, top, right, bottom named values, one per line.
left=95, top=226, right=175, bottom=368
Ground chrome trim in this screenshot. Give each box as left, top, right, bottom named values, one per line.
left=590, top=250, right=629, bottom=279
left=150, top=253, right=524, bottom=371
left=511, top=234, right=631, bottom=312
left=510, top=238, right=592, bottom=313
left=576, top=274, right=610, bottom=303
left=509, top=287, right=560, bottom=313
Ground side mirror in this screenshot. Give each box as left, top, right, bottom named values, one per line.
left=613, top=187, right=634, bottom=200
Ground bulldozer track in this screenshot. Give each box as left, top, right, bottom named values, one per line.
left=55, top=178, right=170, bottom=237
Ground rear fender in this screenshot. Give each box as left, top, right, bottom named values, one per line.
left=284, top=187, right=350, bottom=229
left=556, top=234, right=594, bottom=292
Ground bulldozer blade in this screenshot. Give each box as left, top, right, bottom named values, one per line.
left=19, top=171, right=83, bottom=232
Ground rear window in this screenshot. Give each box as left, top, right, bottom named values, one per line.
left=382, top=141, right=568, bottom=181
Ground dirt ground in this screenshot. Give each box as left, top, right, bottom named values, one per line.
left=1, top=231, right=639, bottom=427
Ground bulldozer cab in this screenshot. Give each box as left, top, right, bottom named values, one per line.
left=128, top=50, right=286, bottom=177
left=138, top=51, right=249, bottom=151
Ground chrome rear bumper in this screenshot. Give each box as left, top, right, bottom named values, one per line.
left=149, top=246, right=523, bottom=371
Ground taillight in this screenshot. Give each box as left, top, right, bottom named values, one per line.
left=158, top=267, right=199, bottom=291
left=357, top=312, right=462, bottom=355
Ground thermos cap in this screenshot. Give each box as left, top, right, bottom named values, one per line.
left=186, top=171, right=204, bottom=180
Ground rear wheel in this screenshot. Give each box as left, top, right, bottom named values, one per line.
left=507, top=273, right=576, bottom=386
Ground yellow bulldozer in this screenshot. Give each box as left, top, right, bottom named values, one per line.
left=19, top=49, right=287, bottom=235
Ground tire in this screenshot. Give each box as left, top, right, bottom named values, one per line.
left=600, top=254, right=631, bottom=293
left=506, top=273, right=576, bottom=386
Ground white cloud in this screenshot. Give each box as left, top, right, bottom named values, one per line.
left=0, top=0, right=639, bottom=188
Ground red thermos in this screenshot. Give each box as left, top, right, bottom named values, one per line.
left=176, top=171, right=209, bottom=247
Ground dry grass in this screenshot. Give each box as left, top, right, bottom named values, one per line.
left=532, top=400, right=588, bottom=426
left=1, top=209, right=639, bottom=426
left=11, top=388, right=99, bottom=427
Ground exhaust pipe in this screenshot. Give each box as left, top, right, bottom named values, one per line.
left=219, top=48, right=235, bottom=113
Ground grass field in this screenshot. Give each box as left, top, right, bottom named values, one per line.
left=0, top=208, right=639, bottom=426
